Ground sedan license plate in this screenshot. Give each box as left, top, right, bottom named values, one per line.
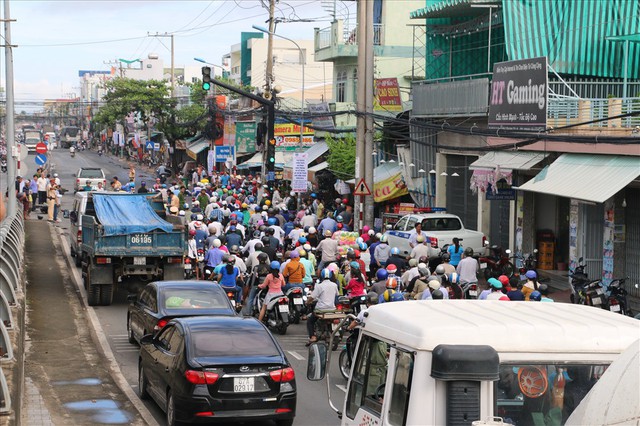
left=279, top=304, right=289, bottom=313
left=469, top=290, right=478, bottom=297
left=133, top=257, right=146, bottom=265
left=293, top=298, right=303, bottom=305
left=610, top=304, right=621, bottom=312
left=233, top=377, right=255, bottom=393
left=480, top=263, right=487, bottom=269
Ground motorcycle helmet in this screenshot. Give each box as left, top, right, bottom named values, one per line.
left=227, top=255, right=236, bottom=264
left=253, top=230, right=261, bottom=239
left=265, top=200, right=271, bottom=206
left=390, top=247, right=400, bottom=256
left=208, top=224, right=216, bottom=234
left=498, top=275, right=510, bottom=287
left=358, top=242, right=367, bottom=251
left=257, top=252, right=268, bottom=263
left=190, top=213, right=198, bottom=221
left=376, top=269, right=389, bottom=281
left=270, top=261, right=280, bottom=270
left=196, top=214, right=204, bottom=221
left=367, top=291, right=379, bottom=305
left=354, top=250, right=361, bottom=258
left=368, top=229, right=375, bottom=236
left=488, top=278, right=503, bottom=289
left=327, top=263, right=339, bottom=274
left=310, top=192, right=317, bottom=198
left=298, top=249, right=307, bottom=258
left=419, top=256, right=429, bottom=265
left=320, top=268, right=332, bottom=280
left=381, top=289, right=396, bottom=302
left=213, top=239, right=221, bottom=248
left=336, top=215, right=344, bottom=223
left=337, top=223, right=343, bottom=230
left=298, top=237, right=307, bottom=245
left=324, top=229, right=333, bottom=237
left=449, top=272, right=459, bottom=284
left=464, top=247, right=474, bottom=256
left=386, top=264, right=397, bottom=275
left=229, top=245, right=239, bottom=254
left=303, top=243, right=312, bottom=251
left=350, top=261, right=360, bottom=270
left=221, top=254, right=230, bottom=263
left=188, top=229, right=196, bottom=236
left=416, top=235, right=426, bottom=243
left=178, top=210, right=186, bottom=217
left=389, top=292, right=405, bottom=302
left=290, top=250, right=300, bottom=259
left=342, top=198, right=348, bottom=204
left=428, top=280, right=441, bottom=291
left=418, top=266, right=429, bottom=277
left=266, top=228, right=275, bottom=236
left=307, top=227, right=317, bottom=234
left=435, top=264, right=446, bottom=276
left=386, top=277, right=398, bottom=290
left=362, top=225, right=370, bottom=233
left=538, top=283, right=549, bottom=296
left=408, top=258, right=418, bottom=267
left=530, top=290, right=542, bottom=301
left=379, top=234, right=388, bottom=244
left=346, top=248, right=356, bottom=260
left=525, top=270, right=537, bottom=280
left=254, top=242, right=264, bottom=250
left=356, top=237, right=364, bottom=245
left=441, top=252, right=451, bottom=262
left=261, top=236, right=271, bottom=246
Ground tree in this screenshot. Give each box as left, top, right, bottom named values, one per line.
left=326, top=134, right=356, bottom=180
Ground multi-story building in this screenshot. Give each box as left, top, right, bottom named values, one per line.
left=407, top=0, right=640, bottom=303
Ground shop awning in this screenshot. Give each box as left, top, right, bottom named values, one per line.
left=186, top=139, right=209, bottom=160
left=516, top=154, right=640, bottom=203
left=309, top=161, right=328, bottom=172
left=470, top=151, right=548, bottom=171
left=236, top=151, right=293, bottom=169
left=283, top=141, right=329, bottom=169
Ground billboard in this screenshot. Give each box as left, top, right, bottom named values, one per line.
left=274, top=122, right=314, bottom=151
left=235, top=121, right=257, bottom=154
left=488, top=56, right=548, bottom=132
left=374, top=78, right=403, bottom=111
left=307, top=102, right=335, bottom=131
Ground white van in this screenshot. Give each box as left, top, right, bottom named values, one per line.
left=307, top=301, right=640, bottom=426
left=68, top=192, right=90, bottom=266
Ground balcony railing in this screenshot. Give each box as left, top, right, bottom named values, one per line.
left=548, top=97, right=640, bottom=129
left=316, top=22, right=384, bottom=50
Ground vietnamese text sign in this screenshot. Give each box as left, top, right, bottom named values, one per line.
left=292, top=153, right=308, bottom=193
left=235, top=121, right=256, bottom=153
left=488, top=56, right=548, bottom=131
left=486, top=179, right=516, bottom=201
left=374, top=78, right=402, bottom=111
left=223, top=116, right=236, bottom=147
left=214, top=145, right=235, bottom=163
left=274, top=122, right=314, bottom=137
left=207, top=150, right=215, bottom=175
left=307, top=102, right=335, bottom=131
left=275, top=135, right=315, bottom=151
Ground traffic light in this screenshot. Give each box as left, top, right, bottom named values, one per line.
left=202, top=66, right=212, bottom=91
left=266, top=138, right=276, bottom=173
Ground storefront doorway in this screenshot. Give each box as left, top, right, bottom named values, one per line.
left=581, top=203, right=604, bottom=280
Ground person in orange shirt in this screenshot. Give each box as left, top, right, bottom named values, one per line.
left=283, top=250, right=306, bottom=292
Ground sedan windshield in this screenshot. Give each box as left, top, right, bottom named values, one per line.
left=163, top=289, right=230, bottom=311
left=191, top=328, right=280, bottom=358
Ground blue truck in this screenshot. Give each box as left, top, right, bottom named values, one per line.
left=78, top=193, right=186, bottom=306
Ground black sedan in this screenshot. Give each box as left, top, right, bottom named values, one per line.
left=138, top=316, right=296, bottom=426
left=127, top=281, right=236, bottom=344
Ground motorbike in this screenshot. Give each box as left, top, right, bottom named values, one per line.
left=568, top=257, right=591, bottom=305
left=1, top=159, right=6, bottom=173
left=285, top=286, right=305, bottom=324
left=222, top=286, right=243, bottom=313
left=479, top=244, right=515, bottom=279
left=338, top=326, right=360, bottom=380
left=461, top=281, right=478, bottom=299
left=98, top=148, right=103, bottom=157
left=183, top=257, right=195, bottom=279
left=253, top=288, right=289, bottom=335
left=606, top=278, right=634, bottom=316
left=70, top=148, right=76, bottom=158
left=348, top=294, right=368, bottom=316
left=312, top=295, right=350, bottom=351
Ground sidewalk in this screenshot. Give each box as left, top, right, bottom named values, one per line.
left=22, top=220, right=146, bottom=425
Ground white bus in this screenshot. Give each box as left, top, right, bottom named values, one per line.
left=307, top=300, right=640, bottom=426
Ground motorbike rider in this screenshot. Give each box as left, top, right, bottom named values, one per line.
left=522, top=270, right=540, bottom=301
left=374, top=235, right=391, bottom=267
left=344, top=262, right=367, bottom=299
left=257, top=261, right=286, bottom=321
left=316, top=229, right=339, bottom=272
left=283, top=250, right=306, bottom=292
left=260, top=236, right=278, bottom=262
left=203, top=238, right=225, bottom=274
left=484, top=278, right=510, bottom=301
left=187, top=229, right=199, bottom=279
left=69, top=144, right=76, bottom=157
left=224, top=225, right=243, bottom=248
left=385, top=264, right=403, bottom=291
left=298, top=249, right=315, bottom=288
left=456, top=247, right=479, bottom=286
left=217, top=255, right=244, bottom=305
left=246, top=251, right=271, bottom=313
left=410, top=266, right=431, bottom=300
left=306, top=268, right=340, bottom=346
left=379, top=277, right=401, bottom=304
left=386, top=247, right=408, bottom=273
left=229, top=245, right=246, bottom=274
left=370, top=269, right=388, bottom=296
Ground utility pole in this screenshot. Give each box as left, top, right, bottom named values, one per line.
left=150, top=33, right=175, bottom=97
left=363, top=0, right=375, bottom=227
left=261, top=0, right=276, bottom=184
left=3, top=0, right=17, bottom=217
left=355, top=0, right=366, bottom=230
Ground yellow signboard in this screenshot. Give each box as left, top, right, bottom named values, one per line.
left=374, top=173, right=408, bottom=202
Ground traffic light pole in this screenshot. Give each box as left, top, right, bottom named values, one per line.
left=209, top=77, right=275, bottom=183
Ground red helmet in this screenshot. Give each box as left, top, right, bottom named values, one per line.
left=188, top=229, right=196, bottom=236
left=337, top=223, right=343, bottom=230
left=342, top=198, right=348, bottom=204
left=386, top=277, right=398, bottom=290
left=354, top=250, right=361, bottom=258
left=498, top=275, right=510, bottom=286
left=386, top=264, right=397, bottom=274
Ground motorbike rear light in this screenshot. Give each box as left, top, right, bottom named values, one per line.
left=291, top=288, right=302, bottom=294
left=154, top=318, right=168, bottom=331
left=76, top=178, right=80, bottom=185
left=482, top=236, right=486, bottom=247
left=430, top=237, right=439, bottom=248
left=227, top=292, right=234, bottom=298
left=470, top=284, right=477, bottom=291
left=195, top=411, right=215, bottom=417
left=333, top=319, right=341, bottom=324
left=184, top=258, right=191, bottom=265
left=77, top=230, right=82, bottom=243
left=609, top=298, right=619, bottom=305
left=185, top=370, right=219, bottom=385
left=95, top=257, right=111, bottom=264
left=278, top=298, right=288, bottom=304
left=275, top=408, right=292, bottom=414
left=269, top=367, right=295, bottom=382
left=167, top=257, right=183, bottom=264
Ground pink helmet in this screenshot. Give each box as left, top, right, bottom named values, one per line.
left=327, top=263, right=339, bottom=274
left=362, top=225, right=370, bottom=233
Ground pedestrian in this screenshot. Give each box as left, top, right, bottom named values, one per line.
left=111, top=176, right=122, bottom=191
left=53, top=186, right=62, bottom=222
left=37, top=173, right=48, bottom=205
left=46, top=179, right=57, bottom=221
left=128, top=164, right=136, bottom=182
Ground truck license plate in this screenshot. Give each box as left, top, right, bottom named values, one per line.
left=293, top=298, right=303, bottom=305
left=233, top=377, right=255, bottom=392
left=133, top=257, right=146, bottom=265
left=279, top=305, right=289, bottom=313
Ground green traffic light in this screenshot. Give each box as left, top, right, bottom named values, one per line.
left=269, top=157, right=275, bottom=163
left=202, top=82, right=211, bottom=90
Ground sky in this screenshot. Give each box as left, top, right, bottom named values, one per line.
left=5, top=0, right=356, bottom=108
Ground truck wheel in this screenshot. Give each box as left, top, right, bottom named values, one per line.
left=87, top=284, right=100, bottom=306
left=100, top=284, right=114, bottom=306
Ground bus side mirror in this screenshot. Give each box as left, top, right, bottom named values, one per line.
left=307, top=342, right=328, bottom=381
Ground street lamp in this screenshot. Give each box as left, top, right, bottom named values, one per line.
left=252, top=25, right=306, bottom=149
left=194, top=57, right=225, bottom=75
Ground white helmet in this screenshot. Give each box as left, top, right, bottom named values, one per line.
left=308, top=226, right=316, bottom=234
left=208, top=223, right=217, bottom=233
left=193, top=200, right=200, bottom=206
left=213, top=238, right=221, bottom=248
left=368, top=229, right=375, bottom=236
left=178, top=210, right=185, bottom=216
left=212, top=203, right=220, bottom=208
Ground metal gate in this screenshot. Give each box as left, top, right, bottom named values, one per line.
left=446, top=155, right=478, bottom=231
left=625, top=189, right=640, bottom=298
left=581, top=204, right=604, bottom=280
left=490, top=199, right=511, bottom=250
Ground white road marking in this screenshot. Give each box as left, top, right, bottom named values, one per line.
left=287, top=350, right=304, bottom=361
left=335, top=384, right=347, bottom=393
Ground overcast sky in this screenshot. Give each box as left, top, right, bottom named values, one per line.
left=5, top=0, right=355, bottom=107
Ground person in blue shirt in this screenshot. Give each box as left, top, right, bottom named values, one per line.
left=220, top=172, right=230, bottom=187
left=217, top=255, right=243, bottom=304
left=317, top=212, right=337, bottom=235
left=204, top=239, right=224, bottom=269
left=368, top=234, right=381, bottom=279
left=225, top=225, right=243, bottom=248
left=194, top=228, right=207, bottom=250
left=447, top=237, right=463, bottom=267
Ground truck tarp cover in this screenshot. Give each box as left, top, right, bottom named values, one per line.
left=92, top=194, right=173, bottom=236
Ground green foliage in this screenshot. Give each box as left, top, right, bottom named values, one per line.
left=326, top=134, right=356, bottom=180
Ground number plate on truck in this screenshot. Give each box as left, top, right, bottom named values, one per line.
left=129, top=234, right=152, bottom=246
left=133, top=257, right=146, bottom=265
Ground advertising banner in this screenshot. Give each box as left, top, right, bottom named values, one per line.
left=235, top=121, right=257, bottom=153
left=274, top=122, right=314, bottom=151
left=223, top=116, right=236, bottom=147
left=488, top=56, right=548, bottom=131
left=374, top=78, right=403, bottom=111
left=307, top=102, right=335, bottom=131
left=373, top=163, right=408, bottom=202
left=214, top=146, right=235, bottom=163
left=292, top=153, right=308, bottom=193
